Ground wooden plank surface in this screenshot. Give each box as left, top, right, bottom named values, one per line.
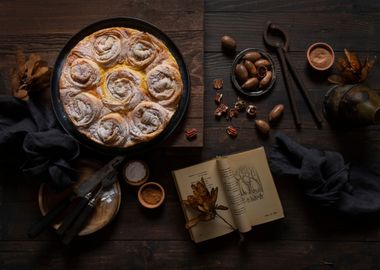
left=1, top=1, right=380, bottom=270
left=0, top=0, right=204, bottom=148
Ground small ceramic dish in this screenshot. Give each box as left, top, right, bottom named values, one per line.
left=231, top=48, right=276, bottom=97
left=138, top=182, right=165, bottom=209
left=123, top=160, right=149, bottom=186
left=307, top=42, right=335, bottom=71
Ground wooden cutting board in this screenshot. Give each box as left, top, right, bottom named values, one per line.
left=0, top=0, right=204, bottom=148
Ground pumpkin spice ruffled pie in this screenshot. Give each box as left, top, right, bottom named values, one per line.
left=59, top=27, right=183, bottom=147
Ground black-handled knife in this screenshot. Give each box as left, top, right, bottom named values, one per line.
left=55, top=189, right=96, bottom=236
left=27, top=155, right=125, bottom=239
left=27, top=196, right=72, bottom=239
left=62, top=188, right=103, bottom=245
left=61, top=169, right=120, bottom=245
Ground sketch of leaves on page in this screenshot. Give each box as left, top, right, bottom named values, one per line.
left=233, top=166, right=264, bottom=203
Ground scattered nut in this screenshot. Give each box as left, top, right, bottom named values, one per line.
left=257, top=65, right=268, bottom=79
left=246, top=105, right=257, bottom=118
left=235, top=63, right=249, bottom=82
left=227, top=108, right=238, bottom=119
left=255, top=119, right=270, bottom=135
left=185, top=128, right=198, bottom=140
left=234, top=98, right=247, bottom=111
left=243, top=51, right=261, bottom=62
left=243, top=60, right=257, bottom=77
left=226, top=126, right=238, bottom=137
left=214, top=92, right=223, bottom=104
left=221, top=35, right=236, bottom=53
left=254, top=59, right=271, bottom=68
left=259, top=71, right=272, bottom=89
left=214, top=103, right=229, bottom=117
left=213, top=78, right=224, bottom=90
left=269, top=104, right=285, bottom=122
left=242, top=77, right=259, bottom=90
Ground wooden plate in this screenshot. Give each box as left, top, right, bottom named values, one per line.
left=38, top=159, right=121, bottom=236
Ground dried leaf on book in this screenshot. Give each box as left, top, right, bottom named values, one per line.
left=182, top=178, right=232, bottom=230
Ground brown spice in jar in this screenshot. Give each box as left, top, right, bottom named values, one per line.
left=141, top=186, right=162, bottom=205
left=309, top=47, right=333, bottom=69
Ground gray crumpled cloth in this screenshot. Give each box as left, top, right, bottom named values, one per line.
left=270, top=132, right=380, bottom=216
left=0, top=95, right=80, bottom=189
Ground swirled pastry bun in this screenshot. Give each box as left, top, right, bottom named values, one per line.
left=64, top=92, right=103, bottom=127
left=91, top=113, right=128, bottom=146
left=129, top=101, right=171, bottom=142
left=100, top=67, right=146, bottom=111
left=146, top=63, right=183, bottom=109
left=60, top=58, right=101, bottom=90
left=59, top=27, right=183, bottom=148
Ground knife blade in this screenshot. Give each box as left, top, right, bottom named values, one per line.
left=73, top=155, right=124, bottom=197
left=27, top=155, right=125, bottom=239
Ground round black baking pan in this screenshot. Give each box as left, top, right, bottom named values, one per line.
left=51, top=18, right=190, bottom=155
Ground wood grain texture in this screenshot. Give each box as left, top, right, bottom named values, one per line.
left=206, top=0, right=380, bottom=12
left=1, top=240, right=380, bottom=270
left=1, top=1, right=380, bottom=270
left=205, top=13, right=379, bottom=52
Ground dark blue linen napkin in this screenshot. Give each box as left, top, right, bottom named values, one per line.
left=270, top=132, right=380, bottom=216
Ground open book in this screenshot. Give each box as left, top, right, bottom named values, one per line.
left=172, top=147, right=284, bottom=243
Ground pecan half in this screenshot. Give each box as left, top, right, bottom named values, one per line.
left=227, top=108, right=238, bottom=120
left=213, top=78, right=224, bottom=90
left=226, top=126, right=238, bottom=137
left=214, top=103, right=229, bottom=117
left=214, top=92, right=223, bottom=104
left=234, top=98, right=246, bottom=111
left=185, top=128, right=198, bottom=140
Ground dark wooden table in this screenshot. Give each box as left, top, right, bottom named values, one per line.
left=1, top=1, right=380, bottom=269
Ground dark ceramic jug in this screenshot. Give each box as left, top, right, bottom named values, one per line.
left=324, top=84, right=380, bottom=126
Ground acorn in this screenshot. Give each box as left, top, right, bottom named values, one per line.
left=255, top=120, right=270, bottom=135
left=221, top=35, right=236, bottom=53
left=243, top=51, right=261, bottom=62
left=235, top=64, right=249, bottom=82
left=269, top=104, right=285, bottom=122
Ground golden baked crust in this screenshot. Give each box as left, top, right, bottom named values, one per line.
left=59, top=27, right=183, bottom=147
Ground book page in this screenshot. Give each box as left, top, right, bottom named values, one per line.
left=227, top=147, right=284, bottom=226
left=172, top=159, right=236, bottom=243
left=216, top=156, right=251, bottom=233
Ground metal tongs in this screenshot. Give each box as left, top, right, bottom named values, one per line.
left=263, top=21, right=323, bottom=128
left=28, top=155, right=125, bottom=244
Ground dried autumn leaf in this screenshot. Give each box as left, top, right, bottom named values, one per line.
left=329, top=49, right=376, bottom=85
left=10, top=50, right=51, bottom=100
left=344, top=48, right=362, bottom=73
left=15, top=49, right=26, bottom=73
left=182, top=178, right=230, bottom=229
left=185, top=213, right=214, bottom=229
left=336, top=57, right=350, bottom=72
left=328, top=74, right=345, bottom=85
left=341, top=69, right=359, bottom=83
left=360, top=56, right=376, bottom=82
